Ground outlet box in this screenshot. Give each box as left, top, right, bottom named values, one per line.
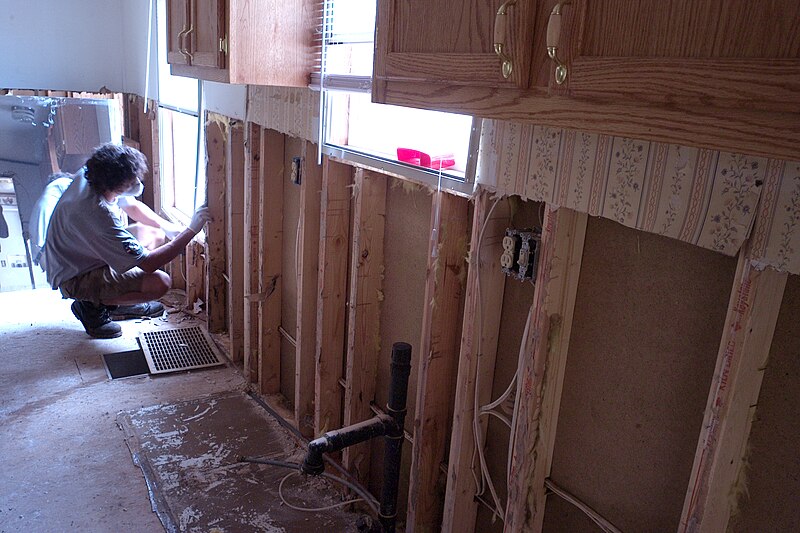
left=290, top=156, right=302, bottom=185
left=501, top=227, right=542, bottom=281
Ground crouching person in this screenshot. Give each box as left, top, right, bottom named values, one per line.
left=46, top=143, right=210, bottom=338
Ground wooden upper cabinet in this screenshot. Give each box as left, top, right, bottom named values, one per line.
left=372, top=0, right=800, bottom=161
left=555, top=0, right=800, bottom=114
left=373, top=0, right=548, bottom=100
left=167, top=0, right=314, bottom=87
left=167, top=0, right=191, bottom=66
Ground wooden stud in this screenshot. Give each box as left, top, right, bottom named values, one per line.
left=342, top=168, right=387, bottom=484
left=123, top=95, right=160, bottom=212
left=185, top=240, right=205, bottom=309
left=314, top=158, right=353, bottom=436
left=244, top=122, right=262, bottom=384
left=407, top=191, right=470, bottom=532
left=679, top=251, right=788, bottom=533
left=503, top=207, right=588, bottom=532
left=205, top=115, right=228, bottom=333
left=258, top=128, right=285, bottom=394
left=442, top=190, right=509, bottom=533
left=226, top=121, right=246, bottom=362
left=295, top=141, right=323, bottom=437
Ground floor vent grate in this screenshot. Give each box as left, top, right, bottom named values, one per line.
left=139, top=326, right=225, bottom=374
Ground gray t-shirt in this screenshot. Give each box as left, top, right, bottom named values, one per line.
left=45, top=170, right=147, bottom=289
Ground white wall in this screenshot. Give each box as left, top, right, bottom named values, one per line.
left=1, top=0, right=243, bottom=114
left=203, top=82, right=246, bottom=120
left=122, top=0, right=159, bottom=100
left=2, top=1, right=124, bottom=92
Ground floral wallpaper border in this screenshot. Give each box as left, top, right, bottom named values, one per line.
left=478, top=120, right=800, bottom=273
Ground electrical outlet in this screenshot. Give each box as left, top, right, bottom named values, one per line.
left=501, top=227, right=542, bottom=281
left=290, top=156, right=302, bottom=185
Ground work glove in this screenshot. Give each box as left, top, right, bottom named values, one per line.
left=189, top=206, right=211, bottom=234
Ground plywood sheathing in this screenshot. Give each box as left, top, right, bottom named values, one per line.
left=541, top=217, right=736, bottom=532
left=366, top=183, right=434, bottom=514
left=729, top=274, right=800, bottom=532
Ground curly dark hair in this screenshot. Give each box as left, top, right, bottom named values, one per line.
left=84, top=143, right=148, bottom=195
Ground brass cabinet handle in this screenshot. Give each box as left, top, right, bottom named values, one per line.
left=178, top=24, right=191, bottom=62
left=185, top=21, right=195, bottom=63
left=547, top=2, right=570, bottom=84
left=494, top=0, right=518, bottom=79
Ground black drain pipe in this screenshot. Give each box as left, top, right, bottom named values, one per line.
left=301, top=342, right=412, bottom=533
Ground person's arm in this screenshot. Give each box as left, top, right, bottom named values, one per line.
left=137, top=207, right=210, bottom=273
left=121, top=199, right=184, bottom=237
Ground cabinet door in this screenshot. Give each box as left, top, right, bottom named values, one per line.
left=553, top=0, right=800, bottom=113
left=188, top=0, right=226, bottom=69
left=373, top=0, right=542, bottom=102
left=167, top=0, right=191, bottom=66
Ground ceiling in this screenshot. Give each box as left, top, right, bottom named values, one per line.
left=0, top=95, right=55, bottom=165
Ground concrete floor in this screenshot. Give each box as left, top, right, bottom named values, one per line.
left=0, top=288, right=248, bottom=532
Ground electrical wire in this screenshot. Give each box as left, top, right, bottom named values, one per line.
left=470, top=196, right=506, bottom=522
left=278, top=472, right=363, bottom=512
left=470, top=196, right=537, bottom=523
left=545, top=479, right=623, bottom=533
left=239, top=456, right=379, bottom=515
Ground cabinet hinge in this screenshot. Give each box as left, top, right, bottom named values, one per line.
left=219, top=36, right=228, bottom=55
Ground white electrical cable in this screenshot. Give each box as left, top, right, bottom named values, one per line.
left=545, top=479, right=623, bottom=533
left=506, top=305, right=532, bottom=482
left=278, top=472, right=363, bottom=512
left=469, top=197, right=538, bottom=524
left=470, top=196, right=506, bottom=522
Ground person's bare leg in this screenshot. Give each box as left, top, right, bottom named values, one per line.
left=127, top=223, right=166, bottom=251
left=103, top=270, right=171, bottom=305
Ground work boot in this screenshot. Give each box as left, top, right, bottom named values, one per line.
left=71, top=300, right=122, bottom=339
left=109, top=301, right=165, bottom=321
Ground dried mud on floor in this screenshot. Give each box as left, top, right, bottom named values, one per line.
left=118, top=391, right=362, bottom=532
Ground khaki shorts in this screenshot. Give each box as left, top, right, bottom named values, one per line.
left=60, top=266, right=146, bottom=305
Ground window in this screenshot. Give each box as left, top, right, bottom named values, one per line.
left=156, top=0, right=204, bottom=220
left=317, top=0, right=477, bottom=195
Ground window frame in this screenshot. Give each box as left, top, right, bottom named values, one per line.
left=314, top=0, right=479, bottom=196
